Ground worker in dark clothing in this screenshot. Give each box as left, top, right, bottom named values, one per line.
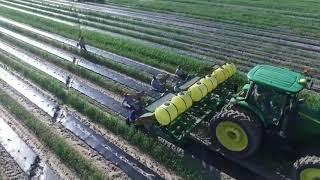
left=66, top=75, right=73, bottom=88
left=77, top=36, right=87, bottom=52
left=304, top=68, right=315, bottom=89
left=72, top=57, right=79, bottom=65
left=151, top=76, right=165, bottom=93
left=126, top=109, right=137, bottom=125
left=173, top=82, right=181, bottom=93
left=122, top=94, right=140, bottom=111
left=175, top=65, right=188, bottom=81
left=53, top=105, right=62, bottom=120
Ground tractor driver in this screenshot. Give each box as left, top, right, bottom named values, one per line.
left=252, top=84, right=273, bottom=121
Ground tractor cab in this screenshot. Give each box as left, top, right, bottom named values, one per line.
left=239, top=65, right=307, bottom=127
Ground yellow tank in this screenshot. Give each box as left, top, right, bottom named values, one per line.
left=212, top=68, right=226, bottom=84
left=222, top=65, right=231, bottom=78
left=188, top=82, right=208, bottom=102
left=208, top=75, right=218, bottom=90
left=171, top=96, right=187, bottom=114
left=226, top=63, right=234, bottom=76
left=230, top=63, right=237, bottom=74
left=200, top=77, right=213, bottom=92
left=177, top=91, right=193, bottom=109
left=155, top=102, right=178, bottom=126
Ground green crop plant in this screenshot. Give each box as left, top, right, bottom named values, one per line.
left=0, top=20, right=152, bottom=84
left=0, top=89, right=106, bottom=180
left=7, top=0, right=218, bottom=54
left=18, top=0, right=194, bottom=38
left=0, top=34, right=135, bottom=96
left=0, top=7, right=211, bottom=73
left=0, top=53, right=212, bottom=180
left=104, top=0, right=320, bottom=38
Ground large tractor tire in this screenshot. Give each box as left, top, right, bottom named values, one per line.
left=210, top=108, right=263, bottom=159
left=293, top=156, right=320, bottom=180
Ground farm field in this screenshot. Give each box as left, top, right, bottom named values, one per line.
left=0, top=0, right=319, bottom=180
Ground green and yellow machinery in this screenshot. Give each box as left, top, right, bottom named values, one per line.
left=135, top=64, right=320, bottom=180
left=210, top=65, right=320, bottom=180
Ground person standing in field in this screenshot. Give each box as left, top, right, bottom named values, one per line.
left=77, top=36, right=87, bottom=52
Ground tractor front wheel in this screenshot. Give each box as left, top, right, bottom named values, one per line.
left=210, top=108, right=262, bottom=159
left=293, top=156, right=320, bottom=180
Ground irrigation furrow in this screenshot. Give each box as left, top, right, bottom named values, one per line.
left=0, top=114, right=58, bottom=180
left=0, top=26, right=158, bottom=98
left=0, top=5, right=172, bottom=78
left=0, top=41, right=131, bottom=117
left=0, top=64, right=162, bottom=180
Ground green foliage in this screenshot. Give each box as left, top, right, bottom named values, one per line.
left=0, top=90, right=106, bottom=180
left=0, top=52, right=209, bottom=180
left=0, top=7, right=210, bottom=74
left=0, top=20, right=151, bottom=84
left=105, top=0, right=320, bottom=38
left=299, top=90, right=320, bottom=111
left=0, top=34, right=134, bottom=96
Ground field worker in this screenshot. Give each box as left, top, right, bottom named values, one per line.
left=303, top=68, right=315, bottom=89
left=156, top=73, right=169, bottom=85
left=151, top=75, right=165, bottom=93
left=173, top=82, right=181, bottom=93
left=122, top=94, right=140, bottom=111
left=72, top=57, right=79, bottom=65
left=66, top=75, right=73, bottom=88
left=53, top=105, right=63, bottom=120
left=175, top=65, right=188, bottom=80
left=126, top=109, right=137, bottom=125
left=77, top=36, right=87, bottom=52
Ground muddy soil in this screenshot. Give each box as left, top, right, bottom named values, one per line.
left=0, top=144, right=27, bottom=180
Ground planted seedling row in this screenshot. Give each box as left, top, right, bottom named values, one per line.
left=0, top=62, right=162, bottom=180
left=0, top=26, right=157, bottom=97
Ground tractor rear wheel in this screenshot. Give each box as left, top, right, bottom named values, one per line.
left=210, top=108, right=263, bottom=159
left=293, top=156, right=320, bottom=180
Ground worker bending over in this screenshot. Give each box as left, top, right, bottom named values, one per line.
left=151, top=76, right=166, bottom=93
left=122, top=94, right=140, bottom=111
left=175, top=65, right=188, bottom=81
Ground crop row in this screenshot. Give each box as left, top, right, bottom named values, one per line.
left=103, top=0, right=320, bottom=38
left=0, top=33, right=136, bottom=97
left=0, top=53, right=211, bottom=179
left=34, top=0, right=320, bottom=49
left=2, top=4, right=320, bottom=91
left=0, top=82, right=106, bottom=179
left=2, top=1, right=319, bottom=81
left=0, top=5, right=209, bottom=74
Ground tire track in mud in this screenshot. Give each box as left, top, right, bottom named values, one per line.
left=0, top=144, right=26, bottom=179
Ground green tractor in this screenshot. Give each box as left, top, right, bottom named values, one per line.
left=210, top=65, right=320, bottom=180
